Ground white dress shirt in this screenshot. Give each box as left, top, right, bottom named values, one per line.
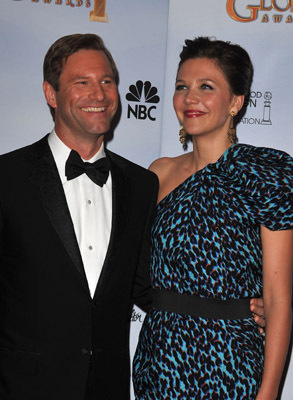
left=48, top=130, right=112, bottom=297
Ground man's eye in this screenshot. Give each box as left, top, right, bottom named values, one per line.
left=102, top=79, right=113, bottom=84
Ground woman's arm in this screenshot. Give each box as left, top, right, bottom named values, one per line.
left=256, top=227, right=293, bottom=400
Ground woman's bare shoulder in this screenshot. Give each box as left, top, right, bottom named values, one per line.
left=149, top=157, right=173, bottom=174
left=149, top=154, right=188, bottom=177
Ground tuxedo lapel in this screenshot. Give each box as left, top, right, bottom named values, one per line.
left=94, top=150, right=131, bottom=295
left=28, top=136, right=88, bottom=288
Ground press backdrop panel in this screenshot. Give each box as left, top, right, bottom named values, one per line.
left=159, top=1, right=293, bottom=398
left=161, top=0, right=293, bottom=158
left=0, top=0, right=292, bottom=398
left=0, top=0, right=168, bottom=167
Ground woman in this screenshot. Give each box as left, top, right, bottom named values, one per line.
left=133, top=37, right=293, bottom=399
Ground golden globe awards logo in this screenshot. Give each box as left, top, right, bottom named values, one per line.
left=90, top=0, right=108, bottom=22
left=241, top=90, right=273, bottom=126
left=27, top=0, right=109, bottom=23
left=30, top=0, right=90, bottom=7
left=226, top=0, right=293, bottom=23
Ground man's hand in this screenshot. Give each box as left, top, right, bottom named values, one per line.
left=250, top=298, right=265, bottom=334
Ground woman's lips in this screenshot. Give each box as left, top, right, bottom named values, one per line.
left=184, top=110, right=206, bottom=118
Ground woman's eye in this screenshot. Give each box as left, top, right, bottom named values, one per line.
left=175, top=84, right=187, bottom=91
left=200, top=83, right=213, bottom=90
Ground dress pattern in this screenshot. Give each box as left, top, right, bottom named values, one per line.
left=133, top=144, right=293, bottom=400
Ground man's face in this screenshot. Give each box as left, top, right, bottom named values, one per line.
left=43, top=49, right=118, bottom=144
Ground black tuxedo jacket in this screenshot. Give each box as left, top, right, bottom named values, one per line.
left=0, top=135, right=158, bottom=400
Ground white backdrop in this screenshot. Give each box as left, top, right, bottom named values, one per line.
left=1, top=0, right=292, bottom=398
left=0, top=0, right=168, bottom=167
left=161, top=0, right=293, bottom=158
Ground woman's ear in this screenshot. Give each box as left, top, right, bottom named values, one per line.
left=231, top=94, right=245, bottom=115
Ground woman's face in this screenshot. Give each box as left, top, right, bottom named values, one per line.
left=173, top=57, right=243, bottom=140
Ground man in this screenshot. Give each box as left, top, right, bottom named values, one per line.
left=0, top=34, right=264, bottom=400
left=0, top=34, right=158, bottom=400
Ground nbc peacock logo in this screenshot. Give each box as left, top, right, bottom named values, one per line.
left=126, top=80, right=160, bottom=121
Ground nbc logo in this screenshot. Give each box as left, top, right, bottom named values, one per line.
left=126, top=80, right=160, bottom=121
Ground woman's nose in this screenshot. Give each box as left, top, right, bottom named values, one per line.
left=184, top=89, right=200, bottom=104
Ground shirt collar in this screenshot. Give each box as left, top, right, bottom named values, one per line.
left=48, top=129, right=106, bottom=183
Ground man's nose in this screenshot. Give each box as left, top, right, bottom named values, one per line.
left=88, top=83, right=105, bottom=100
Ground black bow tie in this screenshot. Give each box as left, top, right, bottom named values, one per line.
left=65, top=150, right=110, bottom=187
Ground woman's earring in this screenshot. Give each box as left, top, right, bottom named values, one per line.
left=228, top=111, right=236, bottom=144
left=179, top=126, right=187, bottom=144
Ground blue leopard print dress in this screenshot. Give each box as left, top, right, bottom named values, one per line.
left=133, top=144, right=293, bottom=400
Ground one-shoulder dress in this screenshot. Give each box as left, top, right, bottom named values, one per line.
left=133, top=144, right=293, bottom=400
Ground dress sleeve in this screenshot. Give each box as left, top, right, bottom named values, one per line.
left=232, top=145, right=293, bottom=231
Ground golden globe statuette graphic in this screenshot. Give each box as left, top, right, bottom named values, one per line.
left=261, top=92, right=272, bottom=125
left=90, top=0, right=108, bottom=22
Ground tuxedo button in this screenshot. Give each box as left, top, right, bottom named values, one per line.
left=81, top=348, right=92, bottom=356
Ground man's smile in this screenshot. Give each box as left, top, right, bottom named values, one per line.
left=81, top=106, right=106, bottom=112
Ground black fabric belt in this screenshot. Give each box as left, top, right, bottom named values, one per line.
left=152, top=289, right=252, bottom=320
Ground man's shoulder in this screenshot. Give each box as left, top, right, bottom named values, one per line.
left=106, top=149, right=159, bottom=199
left=106, top=149, right=157, bottom=179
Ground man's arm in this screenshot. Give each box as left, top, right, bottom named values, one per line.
left=251, top=298, right=265, bottom=333
left=132, top=179, right=158, bottom=312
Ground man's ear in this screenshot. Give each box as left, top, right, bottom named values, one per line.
left=43, top=81, right=57, bottom=109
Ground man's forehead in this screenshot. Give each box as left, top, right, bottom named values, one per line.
left=61, top=50, right=114, bottom=74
